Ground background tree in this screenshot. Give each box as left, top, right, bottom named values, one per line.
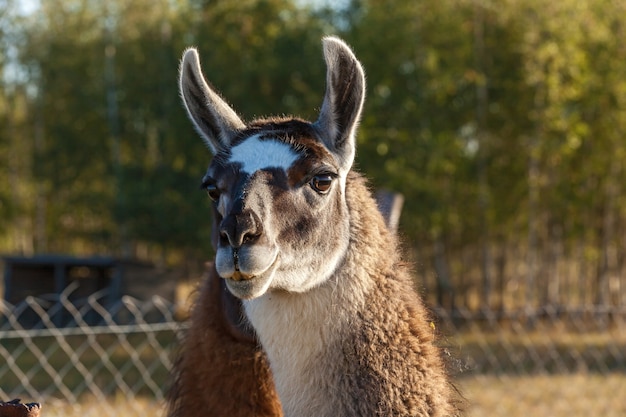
left=1, top=0, right=625, bottom=310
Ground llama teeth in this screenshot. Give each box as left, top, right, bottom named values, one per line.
left=230, top=271, right=254, bottom=282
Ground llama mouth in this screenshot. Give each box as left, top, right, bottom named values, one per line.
left=221, top=251, right=280, bottom=300
left=230, top=270, right=255, bottom=281
left=224, top=266, right=276, bottom=300
left=216, top=245, right=277, bottom=278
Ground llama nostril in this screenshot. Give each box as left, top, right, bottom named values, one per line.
left=219, top=230, right=230, bottom=246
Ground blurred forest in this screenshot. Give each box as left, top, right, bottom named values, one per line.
left=1, top=0, right=625, bottom=312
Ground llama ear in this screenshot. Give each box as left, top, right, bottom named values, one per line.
left=315, top=37, right=365, bottom=172
left=179, top=48, right=245, bottom=154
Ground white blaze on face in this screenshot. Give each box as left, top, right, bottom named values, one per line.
left=228, top=134, right=300, bottom=175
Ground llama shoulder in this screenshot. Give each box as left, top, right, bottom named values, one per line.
left=337, top=268, right=456, bottom=416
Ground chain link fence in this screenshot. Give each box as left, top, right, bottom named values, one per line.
left=0, top=284, right=182, bottom=417
left=436, top=306, right=626, bottom=416
left=1, top=285, right=625, bottom=416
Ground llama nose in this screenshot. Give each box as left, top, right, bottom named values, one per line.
left=219, top=209, right=263, bottom=248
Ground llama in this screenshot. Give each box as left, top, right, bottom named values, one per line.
left=176, top=37, right=459, bottom=416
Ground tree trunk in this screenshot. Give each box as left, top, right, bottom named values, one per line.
left=473, top=0, right=492, bottom=309
left=433, top=235, right=454, bottom=310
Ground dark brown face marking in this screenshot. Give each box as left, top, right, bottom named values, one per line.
left=203, top=117, right=339, bottom=198
left=286, top=136, right=338, bottom=189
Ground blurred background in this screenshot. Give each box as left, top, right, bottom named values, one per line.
left=0, top=0, right=625, bottom=416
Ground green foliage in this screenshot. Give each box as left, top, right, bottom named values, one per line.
left=1, top=0, right=625, bottom=306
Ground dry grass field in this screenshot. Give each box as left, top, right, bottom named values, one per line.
left=27, top=373, right=625, bottom=417
left=39, top=396, right=165, bottom=417
left=459, top=373, right=626, bottom=417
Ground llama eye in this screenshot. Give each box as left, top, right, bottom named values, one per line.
left=204, top=183, right=221, bottom=201
left=310, top=174, right=333, bottom=194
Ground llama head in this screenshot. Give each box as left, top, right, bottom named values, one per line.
left=179, top=37, right=365, bottom=299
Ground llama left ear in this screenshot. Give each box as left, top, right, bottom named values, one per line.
left=315, top=37, right=366, bottom=172
left=179, top=48, right=245, bottom=154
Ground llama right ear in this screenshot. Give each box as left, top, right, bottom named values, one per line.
left=179, top=48, right=245, bottom=154
left=315, top=37, right=365, bottom=172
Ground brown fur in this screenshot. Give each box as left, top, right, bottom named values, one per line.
left=244, top=172, right=459, bottom=416
left=165, top=181, right=442, bottom=417
left=166, top=175, right=459, bottom=417
left=167, top=262, right=282, bottom=417
left=331, top=172, right=458, bottom=416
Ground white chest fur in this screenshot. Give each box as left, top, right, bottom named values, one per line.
left=244, top=274, right=371, bottom=417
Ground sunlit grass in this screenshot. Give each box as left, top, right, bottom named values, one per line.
left=39, top=396, right=166, bottom=417
left=460, top=373, right=626, bottom=417
left=18, top=373, right=626, bottom=417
